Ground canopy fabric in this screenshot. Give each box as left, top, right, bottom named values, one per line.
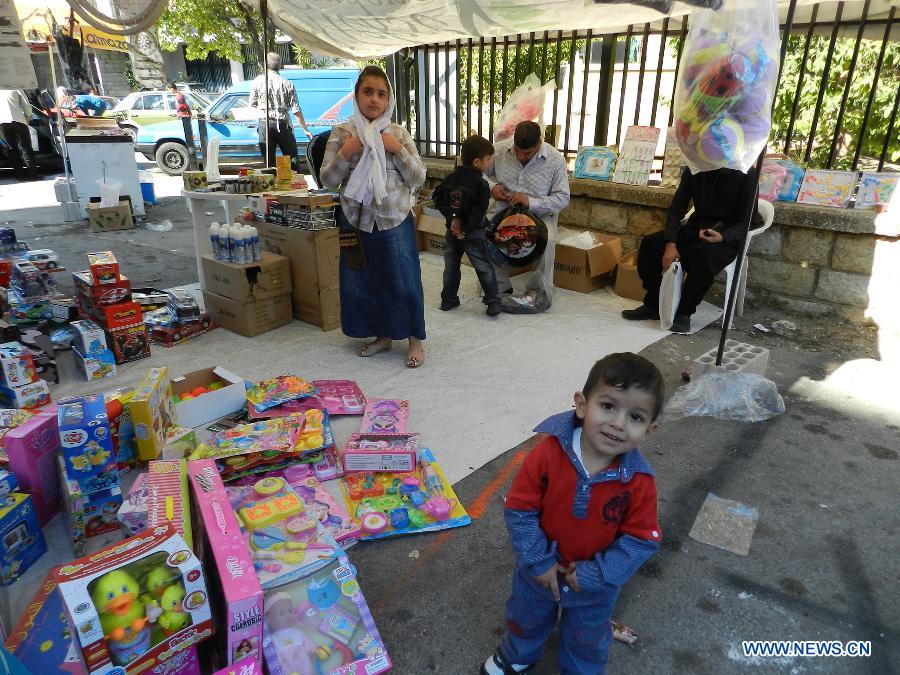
left=252, top=0, right=897, bottom=60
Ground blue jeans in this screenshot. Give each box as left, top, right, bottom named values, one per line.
left=501, top=567, right=616, bottom=675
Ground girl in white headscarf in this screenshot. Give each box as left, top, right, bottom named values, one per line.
left=321, top=66, right=427, bottom=368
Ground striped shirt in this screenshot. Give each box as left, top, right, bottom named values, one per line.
left=485, top=139, right=570, bottom=229
left=320, top=121, right=426, bottom=232
left=249, top=71, right=300, bottom=122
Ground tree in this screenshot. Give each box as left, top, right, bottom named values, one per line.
left=157, top=0, right=270, bottom=64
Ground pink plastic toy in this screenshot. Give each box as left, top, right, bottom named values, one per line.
left=359, top=399, right=409, bottom=434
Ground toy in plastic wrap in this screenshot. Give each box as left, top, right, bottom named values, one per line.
left=359, top=399, right=409, bottom=434
left=262, top=555, right=391, bottom=675
left=283, top=465, right=360, bottom=545
left=311, top=380, right=366, bottom=415
left=672, top=0, right=780, bottom=173
left=774, top=159, right=805, bottom=202
left=487, top=206, right=548, bottom=268
left=493, top=73, right=555, bottom=143
left=226, top=476, right=341, bottom=589
left=340, top=448, right=471, bottom=541
left=573, top=147, right=617, bottom=181
left=246, top=376, right=318, bottom=413
left=342, top=432, right=420, bottom=473
left=758, top=160, right=788, bottom=202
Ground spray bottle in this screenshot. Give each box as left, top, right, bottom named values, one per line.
left=231, top=223, right=246, bottom=264
left=218, top=223, right=231, bottom=262
left=209, top=222, right=221, bottom=260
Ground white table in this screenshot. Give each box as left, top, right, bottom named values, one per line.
left=182, top=190, right=251, bottom=283
left=67, top=134, right=145, bottom=217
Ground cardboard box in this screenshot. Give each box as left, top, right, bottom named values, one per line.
left=117, top=471, right=148, bottom=536
left=0, top=342, right=37, bottom=387
left=106, top=322, right=151, bottom=365
left=93, top=300, right=143, bottom=330
left=343, top=432, right=420, bottom=472
left=255, top=221, right=340, bottom=331
left=86, top=200, right=134, bottom=232
left=188, top=460, right=264, bottom=669
left=171, top=366, right=246, bottom=429
left=202, top=291, right=292, bottom=338
left=0, top=378, right=51, bottom=409
left=127, top=367, right=177, bottom=461
left=0, top=492, right=47, bottom=585
left=146, top=459, right=192, bottom=548
left=416, top=207, right=447, bottom=254
left=1, top=409, right=60, bottom=524
left=86, top=251, right=121, bottom=285
left=201, top=252, right=292, bottom=303
left=614, top=250, right=645, bottom=301
left=213, top=656, right=262, bottom=675
left=6, top=289, right=51, bottom=324
left=58, top=455, right=123, bottom=556
left=74, top=346, right=117, bottom=380
left=57, top=394, right=120, bottom=495
left=71, top=319, right=108, bottom=354
left=73, top=271, right=132, bottom=305
left=53, top=525, right=213, bottom=675
left=553, top=231, right=623, bottom=293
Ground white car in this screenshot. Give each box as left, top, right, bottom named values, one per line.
left=18, top=249, right=60, bottom=269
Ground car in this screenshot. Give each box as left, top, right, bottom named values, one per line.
left=134, top=68, right=358, bottom=175
left=113, top=90, right=210, bottom=139
left=16, top=249, right=59, bottom=270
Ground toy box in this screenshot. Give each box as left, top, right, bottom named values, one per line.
left=6, top=288, right=52, bottom=324
left=58, top=394, right=120, bottom=495
left=188, top=460, right=264, bottom=669
left=105, top=387, right=137, bottom=471
left=94, top=300, right=143, bottom=330
left=163, top=425, right=197, bottom=459
left=53, top=524, right=214, bottom=674
left=71, top=319, right=108, bottom=355
left=261, top=554, right=391, bottom=675
left=0, top=468, right=17, bottom=496
left=340, top=448, right=472, bottom=541
left=106, top=322, right=151, bottom=365
left=225, top=475, right=341, bottom=590
left=0, top=492, right=47, bottom=585
left=213, top=655, right=261, bottom=675
left=74, top=346, right=117, bottom=380
left=73, top=271, right=132, bottom=306
left=1, top=408, right=60, bottom=524
left=283, top=465, right=360, bottom=546
left=59, top=455, right=123, bottom=556
left=0, top=378, right=51, bottom=410
left=342, top=432, right=420, bottom=473
left=171, top=366, right=246, bottom=429
left=87, top=251, right=120, bottom=285
left=118, top=471, right=148, bottom=536
left=11, top=261, right=46, bottom=300
left=0, top=342, right=37, bottom=387
left=359, top=398, right=409, bottom=433
left=146, top=460, right=192, bottom=549
left=149, top=313, right=216, bottom=348
left=127, top=367, right=177, bottom=461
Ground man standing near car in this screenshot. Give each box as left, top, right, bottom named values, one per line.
left=0, top=89, right=37, bottom=179
left=249, top=52, right=313, bottom=170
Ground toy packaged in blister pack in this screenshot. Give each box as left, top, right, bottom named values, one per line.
left=246, top=376, right=318, bottom=413
left=359, top=399, right=409, bottom=434
left=247, top=380, right=366, bottom=420
left=282, top=464, right=359, bottom=545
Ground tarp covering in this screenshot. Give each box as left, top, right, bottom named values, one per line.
left=251, top=0, right=898, bottom=59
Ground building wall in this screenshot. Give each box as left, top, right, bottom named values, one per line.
left=30, top=49, right=131, bottom=97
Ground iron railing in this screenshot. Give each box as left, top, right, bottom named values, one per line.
left=184, top=52, right=233, bottom=92
left=395, top=3, right=899, bottom=172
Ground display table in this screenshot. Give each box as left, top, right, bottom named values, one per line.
left=182, top=190, right=251, bottom=283
left=66, top=134, right=144, bottom=218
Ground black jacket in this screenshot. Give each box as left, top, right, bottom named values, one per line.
left=665, top=167, right=761, bottom=243
left=431, top=165, right=490, bottom=234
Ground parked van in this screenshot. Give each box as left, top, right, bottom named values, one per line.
left=134, top=68, right=358, bottom=175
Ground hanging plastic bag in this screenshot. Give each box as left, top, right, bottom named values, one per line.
left=664, top=371, right=785, bottom=422
left=672, top=0, right=780, bottom=173
left=499, top=272, right=552, bottom=314
left=659, top=260, right=683, bottom=330
left=493, top=73, right=556, bottom=143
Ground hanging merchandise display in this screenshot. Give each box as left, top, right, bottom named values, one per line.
left=492, top=74, right=556, bottom=144
left=486, top=206, right=548, bottom=268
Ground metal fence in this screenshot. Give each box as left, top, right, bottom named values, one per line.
left=241, top=43, right=296, bottom=80
left=185, top=52, right=233, bottom=92
left=395, top=2, right=899, bottom=172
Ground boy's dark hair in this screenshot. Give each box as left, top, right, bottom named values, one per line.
left=460, top=135, right=494, bottom=166
left=167, top=82, right=177, bottom=90
left=583, top=352, right=665, bottom=421
left=513, top=121, right=542, bottom=150
left=355, top=65, right=390, bottom=97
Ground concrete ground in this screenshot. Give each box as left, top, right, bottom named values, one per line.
left=1, top=170, right=898, bottom=674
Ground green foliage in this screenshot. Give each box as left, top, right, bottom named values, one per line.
left=291, top=44, right=386, bottom=71
left=123, top=58, right=139, bottom=90
left=158, top=0, right=263, bottom=62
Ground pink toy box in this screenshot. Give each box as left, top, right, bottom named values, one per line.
left=118, top=471, right=149, bottom=536
left=0, top=407, right=61, bottom=524
left=188, top=460, right=264, bottom=670
left=53, top=524, right=214, bottom=675
left=213, top=655, right=262, bottom=675
left=146, top=459, right=192, bottom=549
left=342, top=432, right=420, bottom=473
left=359, top=399, right=409, bottom=434
left=262, top=554, right=391, bottom=675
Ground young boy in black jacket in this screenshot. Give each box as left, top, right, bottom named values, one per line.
left=432, top=135, right=501, bottom=316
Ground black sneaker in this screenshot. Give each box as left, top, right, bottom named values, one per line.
left=621, top=304, right=659, bottom=321
left=440, top=299, right=460, bottom=311
left=486, top=301, right=501, bottom=317
left=484, top=289, right=513, bottom=304
left=670, top=313, right=692, bottom=333
left=481, top=648, right=533, bottom=675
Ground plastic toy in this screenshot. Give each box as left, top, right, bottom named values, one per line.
left=262, top=556, right=391, bottom=675
left=342, top=432, right=420, bottom=472
left=340, top=448, right=471, bottom=541
left=282, top=466, right=360, bottom=545
left=246, top=375, right=318, bottom=412
left=226, top=476, right=341, bottom=589
left=0, top=491, right=47, bottom=585
left=359, top=398, right=409, bottom=434
left=54, top=524, right=213, bottom=674
left=775, top=159, right=806, bottom=202
left=58, top=394, right=121, bottom=495
left=166, top=288, right=202, bottom=322
left=188, top=460, right=264, bottom=669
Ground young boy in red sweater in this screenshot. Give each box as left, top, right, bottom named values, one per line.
left=482, top=352, right=664, bottom=675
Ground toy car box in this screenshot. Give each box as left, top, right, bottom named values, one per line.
left=166, top=288, right=202, bottom=322
left=127, top=367, right=177, bottom=461
left=342, top=432, right=420, bottom=473
left=59, top=455, right=123, bottom=557
left=0, top=378, right=51, bottom=410
left=53, top=524, right=214, bottom=675
left=0, top=468, right=18, bottom=496
left=106, top=321, right=151, bottom=365
left=0, top=491, right=47, bottom=586
left=74, top=346, right=117, bottom=381
left=117, top=471, right=148, bottom=536
left=6, top=288, right=52, bottom=324
left=146, top=459, right=192, bottom=549
left=171, top=366, right=245, bottom=429
left=149, top=313, right=217, bottom=348
left=73, top=271, right=132, bottom=306
left=70, top=319, right=108, bottom=355
left=1, top=408, right=60, bottom=524
left=86, top=251, right=120, bottom=285
left=10, top=261, right=46, bottom=300
left=93, top=300, right=143, bottom=330
left=0, top=342, right=37, bottom=387
left=57, top=394, right=120, bottom=495
left=188, top=460, right=264, bottom=669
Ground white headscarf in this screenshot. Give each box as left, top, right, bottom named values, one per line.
left=342, top=72, right=397, bottom=207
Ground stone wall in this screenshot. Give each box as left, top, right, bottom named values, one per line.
left=423, top=159, right=898, bottom=324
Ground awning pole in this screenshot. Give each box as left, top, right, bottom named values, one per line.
left=48, top=41, right=76, bottom=206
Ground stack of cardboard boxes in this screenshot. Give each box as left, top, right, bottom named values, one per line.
left=73, top=252, right=150, bottom=365
left=6, top=260, right=52, bottom=325
left=70, top=319, right=117, bottom=380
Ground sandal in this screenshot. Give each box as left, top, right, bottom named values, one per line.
left=406, top=354, right=425, bottom=369
left=357, top=340, right=391, bottom=357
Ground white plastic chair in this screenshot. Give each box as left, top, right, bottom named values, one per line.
left=722, top=199, right=775, bottom=320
